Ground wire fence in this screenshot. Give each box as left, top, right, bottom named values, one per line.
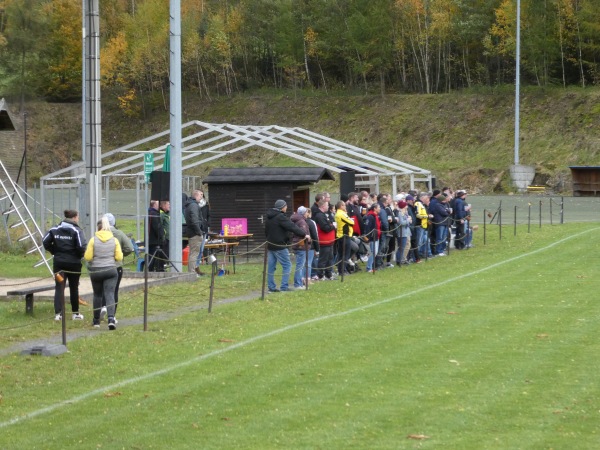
left=2, top=193, right=599, bottom=352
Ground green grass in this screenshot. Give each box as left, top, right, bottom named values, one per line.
left=1, top=223, right=600, bottom=448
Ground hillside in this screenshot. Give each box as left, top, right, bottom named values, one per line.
left=9, top=87, right=600, bottom=194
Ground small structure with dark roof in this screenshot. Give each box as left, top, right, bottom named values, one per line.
left=570, top=166, right=600, bottom=197
left=204, top=167, right=335, bottom=251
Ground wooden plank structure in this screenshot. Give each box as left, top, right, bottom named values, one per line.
left=570, top=166, right=600, bottom=197
left=204, top=167, right=335, bottom=254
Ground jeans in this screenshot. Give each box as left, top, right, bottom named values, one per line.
left=307, top=249, right=315, bottom=279
left=293, top=249, right=307, bottom=288
left=417, top=227, right=432, bottom=258
left=367, top=240, right=379, bottom=271
left=434, top=225, right=448, bottom=254
left=396, top=236, right=409, bottom=263
left=195, top=233, right=207, bottom=265
left=268, top=248, right=292, bottom=291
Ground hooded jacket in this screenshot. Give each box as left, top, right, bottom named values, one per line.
left=265, top=208, right=307, bottom=251
left=290, top=212, right=310, bottom=249
left=184, top=196, right=207, bottom=238
left=84, top=230, right=123, bottom=270
left=42, top=219, right=87, bottom=266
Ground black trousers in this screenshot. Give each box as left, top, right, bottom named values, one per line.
left=53, top=262, right=82, bottom=315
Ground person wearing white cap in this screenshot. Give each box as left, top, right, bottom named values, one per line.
left=101, top=213, right=134, bottom=322
left=265, top=200, right=311, bottom=292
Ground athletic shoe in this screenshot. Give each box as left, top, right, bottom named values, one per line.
left=386, top=262, right=394, bottom=268
left=367, top=269, right=374, bottom=273
left=268, top=288, right=280, bottom=293
left=359, top=254, right=369, bottom=263
left=108, top=317, right=117, bottom=330
left=346, top=259, right=355, bottom=267
left=72, top=313, right=84, bottom=321
left=54, top=313, right=62, bottom=322
left=437, top=253, right=446, bottom=257
left=311, top=275, right=320, bottom=281
left=100, top=306, right=107, bottom=321
left=92, top=319, right=100, bottom=328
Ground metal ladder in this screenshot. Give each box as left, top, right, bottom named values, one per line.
left=0, top=160, right=54, bottom=275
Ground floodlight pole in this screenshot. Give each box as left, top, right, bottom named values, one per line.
left=82, top=0, right=101, bottom=237
left=514, top=0, right=521, bottom=165
left=168, top=0, right=183, bottom=272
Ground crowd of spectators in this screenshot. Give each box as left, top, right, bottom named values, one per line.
left=265, top=187, right=475, bottom=292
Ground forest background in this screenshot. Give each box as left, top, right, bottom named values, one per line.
left=1, top=0, right=600, bottom=192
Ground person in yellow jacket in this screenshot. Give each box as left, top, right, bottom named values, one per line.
left=84, top=216, right=123, bottom=330
left=334, top=201, right=358, bottom=274
left=414, top=192, right=433, bottom=259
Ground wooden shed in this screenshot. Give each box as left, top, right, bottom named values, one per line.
left=203, top=167, right=335, bottom=252
left=569, top=166, right=600, bottom=197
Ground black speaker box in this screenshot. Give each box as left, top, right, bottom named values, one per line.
left=339, top=171, right=356, bottom=196
left=150, top=171, right=170, bottom=201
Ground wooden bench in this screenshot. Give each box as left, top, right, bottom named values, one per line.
left=7, top=284, right=56, bottom=315
left=527, top=185, right=546, bottom=193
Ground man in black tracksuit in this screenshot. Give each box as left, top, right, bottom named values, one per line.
left=42, top=209, right=87, bottom=321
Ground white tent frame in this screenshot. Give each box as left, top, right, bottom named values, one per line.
left=40, top=121, right=432, bottom=232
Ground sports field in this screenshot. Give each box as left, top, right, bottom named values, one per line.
left=1, top=222, right=599, bottom=448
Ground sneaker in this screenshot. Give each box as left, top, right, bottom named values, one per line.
left=195, top=267, right=206, bottom=276
left=346, top=259, right=355, bottom=267
left=437, top=253, right=446, bottom=257
left=367, top=269, right=374, bottom=273
left=311, top=275, right=320, bottom=281
left=100, top=306, right=107, bottom=321
left=108, top=317, right=117, bottom=330
left=386, top=262, right=394, bottom=268
left=359, top=254, right=369, bottom=263
left=92, top=319, right=100, bottom=328
left=268, top=288, right=280, bottom=293
left=54, top=313, right=62, bottom=322
left=72, top=312, right=84, bottom=321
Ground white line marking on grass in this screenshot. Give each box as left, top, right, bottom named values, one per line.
left=2, top=227, right=598, bottom=429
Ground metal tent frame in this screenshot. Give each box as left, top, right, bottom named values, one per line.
left=40, top=121, right=432, bottom=233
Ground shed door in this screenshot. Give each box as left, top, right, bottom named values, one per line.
left=293, top=189, right=310, bottom=212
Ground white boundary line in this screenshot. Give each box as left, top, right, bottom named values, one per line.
left=1, top=227, right=598, bottom=429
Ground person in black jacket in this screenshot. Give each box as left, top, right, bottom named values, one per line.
left=147, top=200, right=165, bottom=271
left=265, top=199, right=310, bottom=292
left=42, top=209, right=87, bottom=321
left=184, top=190, right=208, bottom=275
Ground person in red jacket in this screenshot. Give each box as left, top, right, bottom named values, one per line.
left=313, top=199, right=337, bottom=280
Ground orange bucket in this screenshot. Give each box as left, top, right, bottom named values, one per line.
left=182, top=246, right=189, bottom=266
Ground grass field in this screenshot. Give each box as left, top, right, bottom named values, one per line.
left=1, top=223, right=600, bottom=449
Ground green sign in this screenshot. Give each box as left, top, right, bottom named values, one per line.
left=144, top=153, right=154, bottom=183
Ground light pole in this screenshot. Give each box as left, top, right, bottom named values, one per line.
left=514, top=0, right=521, bottom=165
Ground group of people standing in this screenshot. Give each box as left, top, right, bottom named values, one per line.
left=265, top=187, right=474, bottom=292
left=146, top=189, right=210, bottom=275
left=42, top=210, right=133, bottom=330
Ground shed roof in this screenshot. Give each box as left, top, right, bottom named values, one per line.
left=204, top=167, right=335, bottom=184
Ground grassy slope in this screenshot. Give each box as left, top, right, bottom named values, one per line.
left=14, top=86, right=600, bottom=193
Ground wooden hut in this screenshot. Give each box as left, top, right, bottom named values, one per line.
left=570, top=166, right=600, bottom=197
left=203, top=167, right=335, bottom=252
